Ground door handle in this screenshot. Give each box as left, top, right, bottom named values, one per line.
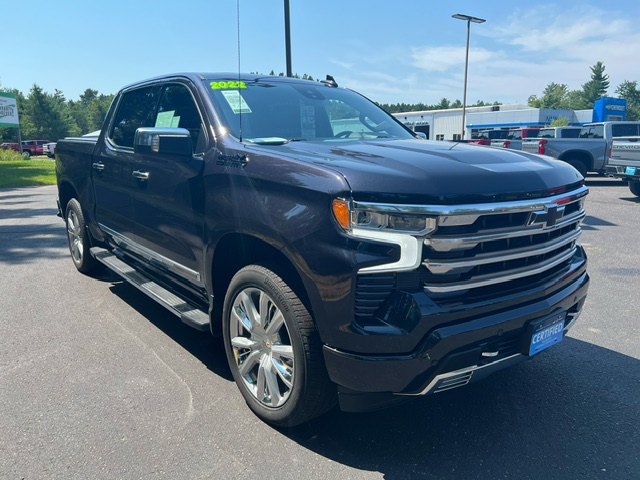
left=92, top=162, right=105, bottom=172
left=132, top=170, right=150, bottom=180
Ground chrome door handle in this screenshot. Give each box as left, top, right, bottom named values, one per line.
left=92, top=162, right=105, bottom=171
left=132, top=170, right=150, bottom=180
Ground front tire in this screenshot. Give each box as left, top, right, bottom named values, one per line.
left=629, top=180, right=640, bottom=197
left=222, top=265, right=335, bottom=427
left=65, top=198, right=100, bottom=274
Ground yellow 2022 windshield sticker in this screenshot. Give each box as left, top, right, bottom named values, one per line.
left=210, top=81, right=247, bottom=90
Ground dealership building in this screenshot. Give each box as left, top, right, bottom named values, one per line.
left=394, top=96, right=627, bottom=140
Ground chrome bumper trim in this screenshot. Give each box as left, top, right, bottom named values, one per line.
left=399, top=354, right=523, bottom=396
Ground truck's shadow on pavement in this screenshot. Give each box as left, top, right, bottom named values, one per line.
left=108, top=282, right=233, bottom=381
left=106, top=280, right=639, bottom=480
left=584, top=175, right=626, bottom=187
left=284, top=339, right=639, bottom=480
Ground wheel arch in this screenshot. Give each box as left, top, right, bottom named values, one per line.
left=559, top=150, right=594, bottom=171
left=208, top=233, right=313, bottom=334
left=57, top=180, right=78, bottom=215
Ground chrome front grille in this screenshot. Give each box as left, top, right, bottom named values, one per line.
left=352, top=186, right=588, bottom=318
left=422, top=186, right=588, bottom=294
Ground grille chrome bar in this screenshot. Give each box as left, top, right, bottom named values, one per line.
left=428, top=210, right=585, bottom=253
left=352, top=185, right=588, bottom=218
left=424, top=246, right=577, bottom=293
left=425, top=229, right=581, bottom=275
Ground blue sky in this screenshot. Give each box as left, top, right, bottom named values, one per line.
left=4, top=0, right=640, bottom=106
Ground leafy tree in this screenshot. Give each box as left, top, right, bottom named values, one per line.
left=550, top=116, right=571, bottom=126
left=529, top=63, right=611, bottom=111
left=436, top=98, right=450, bottom=109
left=68, top=88, right=114, bottom=135
left=528, top=83, right=572, bottom=109
left=615, top=80, right=640, bottom=121
left=564, top=90, right=586, bottom=110
left=21, top=85, right=78, bottom=140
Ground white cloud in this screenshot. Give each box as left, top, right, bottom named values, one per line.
left=310, top=3, right=640, bottom=106
left=411, top=46, right=494, bottom=72
left=400, top=4, right=640, bottom=104
left=329, top=58, right=354, bottom=70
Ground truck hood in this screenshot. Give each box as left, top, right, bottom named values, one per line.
left=258, top=139, right=583, bottom=203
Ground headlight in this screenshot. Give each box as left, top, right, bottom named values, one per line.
left=333, top=198, right=436, bottom=235
left=332, top=198, right=437, bottom=273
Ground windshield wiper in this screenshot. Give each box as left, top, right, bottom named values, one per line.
left=247, top=138, right=307, bottom=145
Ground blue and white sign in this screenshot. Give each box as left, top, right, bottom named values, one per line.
left=593, top=96, right=627, bottom=122
left=0, top=92, right=20, bottom=128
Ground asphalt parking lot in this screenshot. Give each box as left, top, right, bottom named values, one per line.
left=0, top=179, right=638, bottom=479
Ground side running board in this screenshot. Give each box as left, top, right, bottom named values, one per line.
left=90, top=247, right=210, bottom=331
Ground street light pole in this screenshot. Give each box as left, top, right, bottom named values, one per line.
left=452, top=14, right=486, bottom=140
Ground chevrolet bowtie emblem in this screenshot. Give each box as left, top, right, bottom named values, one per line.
left=528, top=204, right=565, bottom=228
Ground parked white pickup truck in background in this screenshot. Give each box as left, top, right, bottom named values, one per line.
left=537, top=126, right=582, bottom=139
left=490, top=127, right=540, bottom=150
left=522, top=121, right=640, bottom=177
left=606, top=136, right=640, bottom=196
left=43, top=142, right=57, bottom=158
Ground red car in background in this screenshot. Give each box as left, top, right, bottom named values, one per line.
left=0, top=140, right=52, bottom=158
left=1, top=142, right=20, bottom=151
left=20, top=140, right=52, bottom=158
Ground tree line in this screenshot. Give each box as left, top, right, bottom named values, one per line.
left=2, top=61, right=638, bottom=143
left=0, top=85, right=113, bottom=143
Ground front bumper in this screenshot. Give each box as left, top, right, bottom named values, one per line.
left=323, top=270, right=589, bottom=412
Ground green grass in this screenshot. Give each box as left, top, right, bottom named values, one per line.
left=0, top=150, right=57, bottom=188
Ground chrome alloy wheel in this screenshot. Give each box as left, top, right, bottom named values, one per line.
left=230, top=287, right=295, bottom=408
left=66, top=209, right=84, bottom=265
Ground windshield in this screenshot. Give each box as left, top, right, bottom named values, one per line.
left=204, top=78, right=414, bottom=144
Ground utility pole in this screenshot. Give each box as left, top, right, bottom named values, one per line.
left=284, top=0, right=292, bottom=77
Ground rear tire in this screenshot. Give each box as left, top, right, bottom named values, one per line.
left=566, top=159, right=587, bottom=178
left=222, top=264, right=335, bottom=427
left=22, top=150, right=31, bottom=159
left=65, top=198, right=100, bottom=274
left=629, top=180, right=640, bottom=197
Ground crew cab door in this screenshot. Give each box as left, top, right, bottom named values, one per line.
left=130, top=82, right=208, bottom=286
left=93, top=85, right=161, bottom=240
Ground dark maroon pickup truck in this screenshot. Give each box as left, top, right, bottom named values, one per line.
left=55, top=73, right=590, bottom=426
left=21, top=139, right=51, bottom=158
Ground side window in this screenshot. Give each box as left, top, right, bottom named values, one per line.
left=109, top=86, right=160, bottom=148
left=580, top=127, right=597, bottom=138
left=592, top=125, right=604, bottom=138
left=156, top=84, right=206, bottom=153
left=612, top=123, right=640, bottom=137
